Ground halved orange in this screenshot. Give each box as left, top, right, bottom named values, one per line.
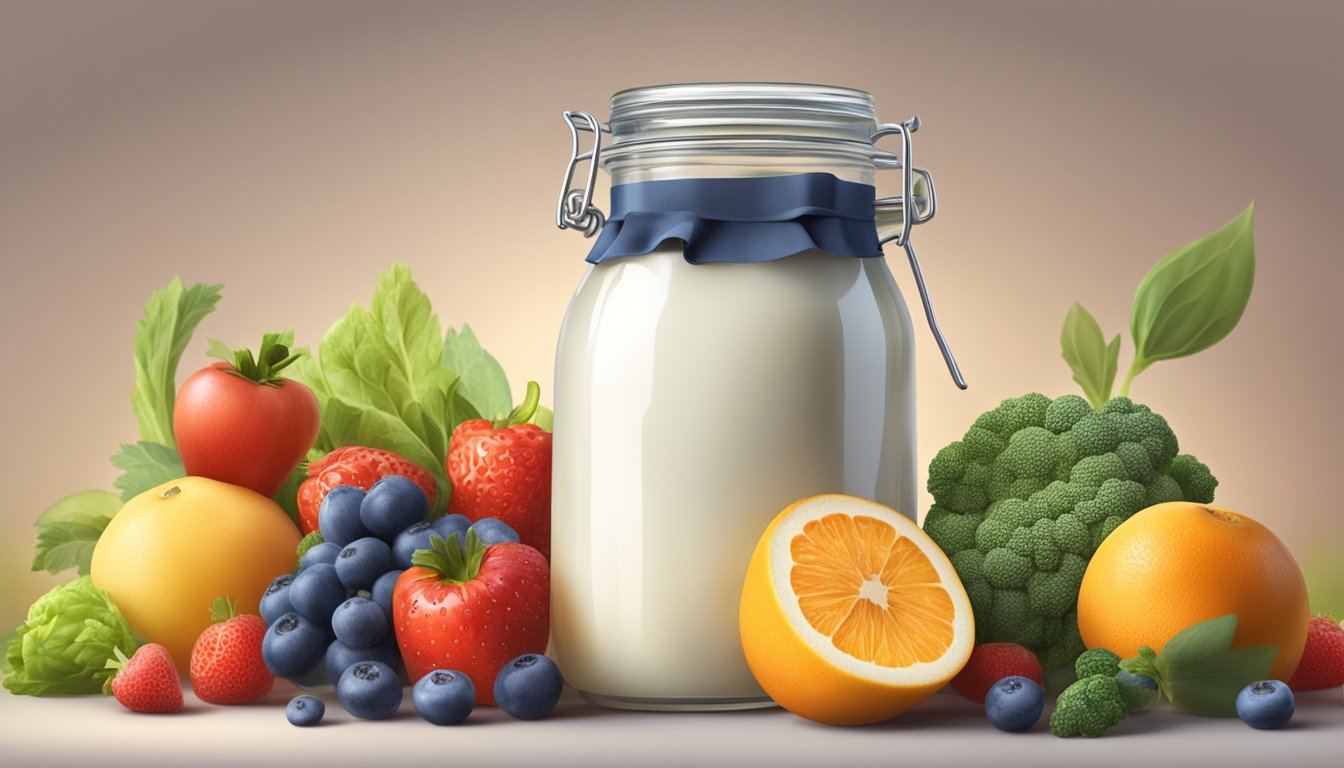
left=740, top=494, right=974, bottom=725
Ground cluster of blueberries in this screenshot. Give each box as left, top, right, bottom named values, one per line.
left=257, top=475, right=558, bottom=724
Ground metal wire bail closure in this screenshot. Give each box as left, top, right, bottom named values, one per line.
left=557, top=111, right=607, bottom=238
left=873, top=117, right=967, bottom=390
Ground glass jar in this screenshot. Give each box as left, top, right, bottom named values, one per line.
left=550, top=83, right=963, bottom=711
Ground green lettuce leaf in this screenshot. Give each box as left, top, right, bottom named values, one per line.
left=3, top=576, right=138, bottom=696
left=110, top=440, right=184, bottom=502
left=443, top=324, right=512, bottom=421
left=130, top=279, right=222, bottom=448
left=31, top=491, right=121, bottom=576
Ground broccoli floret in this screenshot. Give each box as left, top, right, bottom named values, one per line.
left=1050, top=674, right=1128, bottom=737
left=1115, top=670, right=1158, bottom=713
left=923, top=394, right=1218, bottom=674
left=1075, top=647, right=1121, bottom=679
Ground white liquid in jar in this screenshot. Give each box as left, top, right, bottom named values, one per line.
left=551, top=245, right=916, bottom=710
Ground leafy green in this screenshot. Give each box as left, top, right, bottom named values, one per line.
left=130, top=279, right=222, bottom=447
left=30, top=491, right=121, bottom=576
left=296, top=530, right=325, bottom=562
left=3, top=576, right=139, bottom=696
left=443, top=324, right=513, bottom=421
left=1122, top=204, right=1255, bottom=394
left=1119, top=614, right=1277, bottom=716
left=206, top=331, right=303, bottom=386
left=1060, top=302, right=1120, bottom=409
left=110, top=440, right=184, bottom=502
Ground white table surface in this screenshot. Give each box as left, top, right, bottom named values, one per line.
left=3, top=682, right=1340, bottom=767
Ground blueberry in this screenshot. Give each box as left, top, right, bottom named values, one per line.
left=319, top=485, right=371, bottom=547
left=286, top=695, right=325, bottom=727
left=335, top=537, right=395, bottom=591
left=1236, top=679, right=1294, bottom=729
left=393, top=522, right=438, bottom=570
left=413, top=669, right=475, bottom=725
left=337, top=661, right=403, bottom=720
left=263, top=612, right=329, bottom=679
left=470, top=517, right=520, bottom=547
left=325, top=636, right=401, bottom=684
left=288, top=563, right=348, bottom=623
left=493, top=654, right=563, bottom=720
left=260, top=573, right=296, bottom=626
left=332, top=597, right=389, bottom=649
left=985, top=675, right=1043, bottom=732
left=432, top=514, right=471, bottom=550
left=360, top=475, right=429, bottom=541
left=371, top=569, right=403, bottom=619
left=299, top=541, right=341, bottom=570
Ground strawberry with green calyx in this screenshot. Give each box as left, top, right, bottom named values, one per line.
left=447, top=381, right=552, bottom=560
left=1287, top=615, right=1344, bottom=691
left=106, top=643, right=183, bottom=713
left=393, top=531, right=548, bottom=705
left=174, top=332, right=320, bottom=498
left=297, top=447, right=438, bottom=535
left=190, top=596, right=274, bottom=704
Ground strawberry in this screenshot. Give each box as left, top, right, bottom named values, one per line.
left=297, top=446, right=438, bottom=535
left=1286, top=615, right=1344, bottom=691
left=446, top=381, right=552, bottom=560
left=190, top=596, right=274, bottom=704
left=393, top=531, right=548, bottom=705
left=106, top=643, right=183, bottom=713
left=950, top=642, right=1044, bottom=704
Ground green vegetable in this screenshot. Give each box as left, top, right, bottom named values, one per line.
left=1115, top=670, right=1158, bottom=712
left=1050, top=674, right=1128, bottom=737
left=110, top=440, right=185, bottom=502
left=924, top=394, right=1217, bottom=672
left=130, top=279, right=223, bottom=448
left=1075, top=647, right=1121, bottom=679
left=1119, top=614, right=1277, bottom=716
left=3, top=577, right=139, bottom=696
left=290, top=265, right=527, bottom=515
left=1064, top=205, right=1255, bottom=406
left=30, top=490, right=120, bottom=576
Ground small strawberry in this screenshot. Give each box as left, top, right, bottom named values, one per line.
left=297, top=446, right=438, bottom=534
left=190, top=596, right=274, bottom=704
left=1286, top=615, right=1344, bottom=691
left=106, top=643, right=183, bottom=713
left=447, top=381, right=552, bottom=560
left=393, top=530, right=549, bottom=705
left=950, top=642, right=1045, bottom=704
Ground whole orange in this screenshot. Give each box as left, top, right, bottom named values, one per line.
left=91, top=477, right=301, bottom=672
left=1077, top=501, right=1308, bottom=680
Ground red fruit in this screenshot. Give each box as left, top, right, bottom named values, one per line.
left=174, top=335, right=319, bottom=497
left=950, top=642, right=1044, bottom=704
left=446, top=382, right=552, bottom=560
left=1287, top=615, right=1344, bottom=691
left=297, top=446, right=438, bottom=535
left=189, top=596, right=274, bottom=704
left=107, top=643, right=183, bottom=713
left=393, top=533, right=549, bottom=705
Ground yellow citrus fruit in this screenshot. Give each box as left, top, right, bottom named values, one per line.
left=739, top=494, right=974, bottom=725
left=91, top=477, right=301, bottom=672
left=1078, top=501, right=1309, bottom=680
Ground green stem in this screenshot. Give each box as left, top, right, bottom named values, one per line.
left=207, top=332, right=304, bottom=387
left=410, top=531, right=487, bottom=584
left=495, top=381, right=541, bottom=428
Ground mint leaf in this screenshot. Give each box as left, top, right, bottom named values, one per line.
left=31, top=490, right=121, bottom=576
left=131, top=279, right=223, bottom=448
left=111, top=441, right=184, bottom=501
left=1060, top=302, right=1120, bottom=409
left=1135, top=614, right=1278, bottom=717
left=1126, top=204, right=1255, bottom=387
left=443, top=324, right=512, bottom=422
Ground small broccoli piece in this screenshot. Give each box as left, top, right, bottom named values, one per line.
left=1075, top=647, right=1121, bottom=679
left=1050, top=674, right=1128, bottom=738
left=923, top=393, right=1218, bottom=674
left=1115, top=670, right=1158, bottom=713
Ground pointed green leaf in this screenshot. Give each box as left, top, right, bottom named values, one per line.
left=443, top=324, right=513, bottom=421
left=110, top=441, right=184, bottom=502
left=31, top=491, right=121, bottom=576
left=1060, top=302, right=1119, bottom=408
left=1129, top=204, right=1255, bottom=378
left=131, top=279, right=223, bottom=447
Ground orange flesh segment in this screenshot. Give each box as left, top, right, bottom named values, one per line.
left=790, top=513, right=955, bottom=667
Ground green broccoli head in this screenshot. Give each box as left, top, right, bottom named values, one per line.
left=1075, top=647, right=1121, bottom=679
left=923, top=394, right=1217, bottom=672
left=1050, top=674, right=1129, bottom=738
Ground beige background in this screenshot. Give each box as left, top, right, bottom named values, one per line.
left=2, top=0, right=1341, bottom=637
